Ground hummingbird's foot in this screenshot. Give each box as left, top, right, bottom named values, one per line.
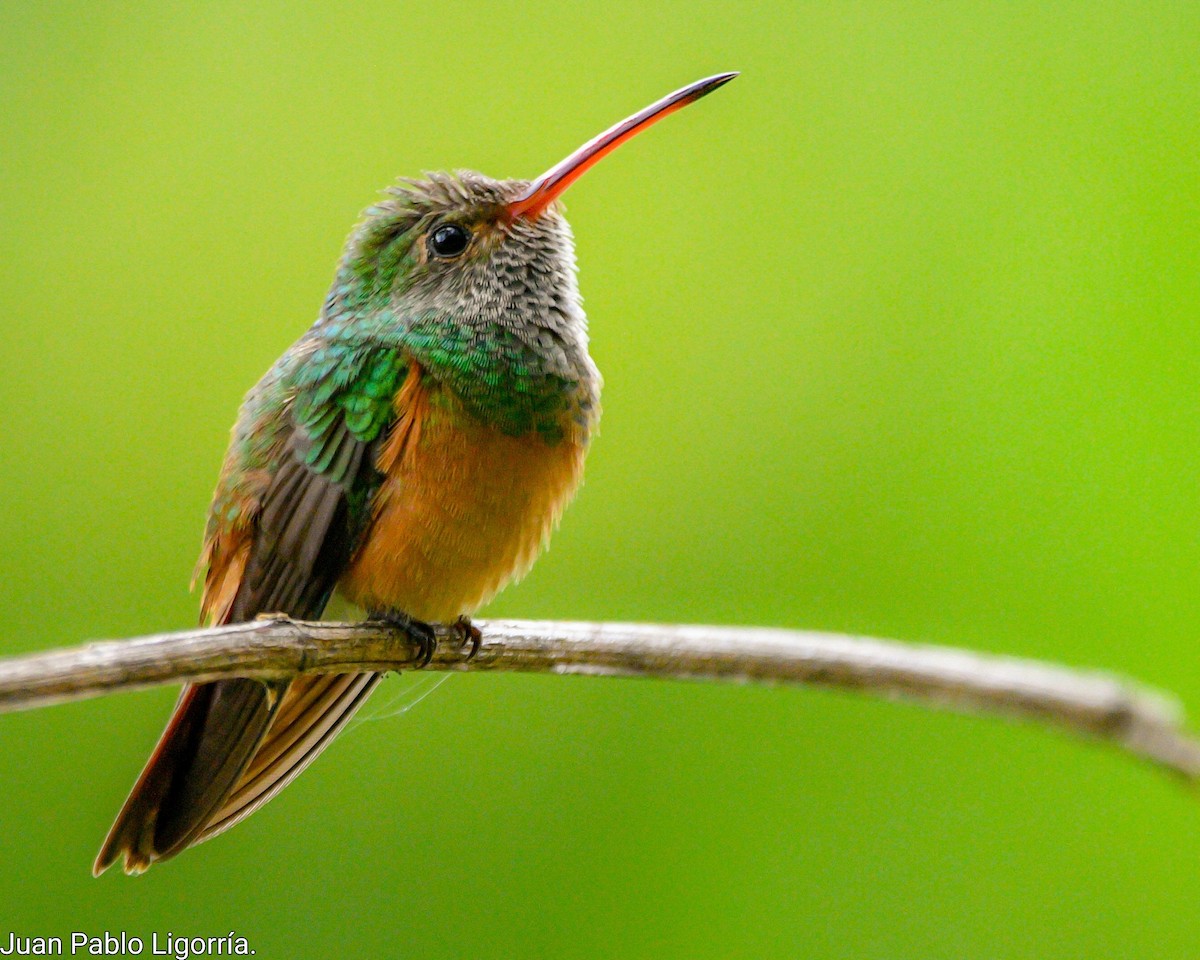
left=452, top=616, right=483, bottom=661
left=369, top=610, right=438, bottom=669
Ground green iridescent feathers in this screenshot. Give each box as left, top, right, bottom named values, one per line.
left=202, top=342, right=407, bottom=561
left=292, top=344, right=406, bottom=457
left=400, top=316, right=578, bottom=441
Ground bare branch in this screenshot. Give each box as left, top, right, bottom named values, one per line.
left=2, top=617, right=1198, bottom=781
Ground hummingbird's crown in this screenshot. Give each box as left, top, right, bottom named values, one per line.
left=383, top=170, right=524, bottom=216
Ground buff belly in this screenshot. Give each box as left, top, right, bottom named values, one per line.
left=338, top=387, right=588, bottom=623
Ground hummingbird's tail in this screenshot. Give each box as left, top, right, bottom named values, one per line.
left=93, top=672, right=380, bottom=876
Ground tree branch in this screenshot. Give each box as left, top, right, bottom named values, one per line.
left=2, top=617, right=1198, bottom=782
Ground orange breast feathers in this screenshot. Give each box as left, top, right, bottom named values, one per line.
left=338, top=365, right=590, bottom=623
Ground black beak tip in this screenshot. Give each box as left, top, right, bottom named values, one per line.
left=698, top=71, right=740, bottom=96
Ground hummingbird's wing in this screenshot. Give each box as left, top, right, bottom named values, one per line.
left=95, top=345, right=408, bottom=875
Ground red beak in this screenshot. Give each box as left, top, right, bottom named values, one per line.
left=508, top=72, right=738, bottom=221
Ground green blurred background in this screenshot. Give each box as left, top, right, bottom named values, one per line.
left=2, top=1, right=1199, bottom=956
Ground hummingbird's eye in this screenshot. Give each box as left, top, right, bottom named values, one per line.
left=428, top=223, right=470, bottom=259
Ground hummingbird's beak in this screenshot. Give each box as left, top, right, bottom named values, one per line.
left=508, top=72, right=738, bottom=221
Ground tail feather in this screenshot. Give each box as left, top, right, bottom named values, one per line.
left=93, top=673, right=380, bottom=876
left=93, top=678, right=283, bottom=876
left=200, top=673, right=383, bottom=842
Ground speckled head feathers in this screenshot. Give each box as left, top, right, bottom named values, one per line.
left=315, top=74, right=738, bottom=436
left=319, top=169, right=596, bottom=441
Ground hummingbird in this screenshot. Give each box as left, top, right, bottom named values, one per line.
left=93, top=72, right=737, bottom=875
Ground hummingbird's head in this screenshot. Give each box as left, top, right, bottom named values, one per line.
left=319, top=73, right=737, bottom=438
left=326, top=72, right=737, bottom=334
left=333, top=169, right=583, bottom=352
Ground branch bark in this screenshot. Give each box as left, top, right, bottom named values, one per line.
left=2, top=617, right=1198, bottom=782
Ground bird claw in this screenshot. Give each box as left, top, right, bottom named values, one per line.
left=370, top=610, right=438, bottom=669
left=452, top=616, right=482, bottom=661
